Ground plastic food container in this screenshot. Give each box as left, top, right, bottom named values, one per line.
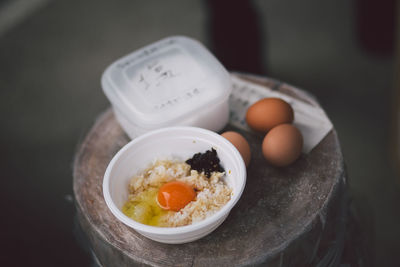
left=101, top=36, right=232, bottom=139
left=103, top=126, right=246, bottom=244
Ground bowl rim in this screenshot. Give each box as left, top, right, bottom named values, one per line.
left=103, top=126, right=246, bottom=236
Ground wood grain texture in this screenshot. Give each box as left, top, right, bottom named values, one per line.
left=73, top=74, right=346, bottom=266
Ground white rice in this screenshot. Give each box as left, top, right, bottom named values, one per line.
left=127, top=159, right=232, bottom=227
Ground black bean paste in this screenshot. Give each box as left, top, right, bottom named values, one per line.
left=186, top=148, right=225, bottom=178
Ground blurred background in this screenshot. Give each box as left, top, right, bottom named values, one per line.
left=0, top=0, right=399, bottom=266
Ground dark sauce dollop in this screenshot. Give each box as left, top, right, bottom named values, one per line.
left=185, top=148, right=225, bottom=178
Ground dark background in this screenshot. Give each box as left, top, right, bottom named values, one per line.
left=0, top=0, right=399, bottom=266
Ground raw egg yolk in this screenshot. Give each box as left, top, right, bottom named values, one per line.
left=157, top=181, right=196, bottom=211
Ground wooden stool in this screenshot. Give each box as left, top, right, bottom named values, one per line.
left=73, top=74, right=346, bottom=266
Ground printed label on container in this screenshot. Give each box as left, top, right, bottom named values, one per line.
left=124, top=48, right=207, bottom=111
left=229, top=75, right=333, bottom=153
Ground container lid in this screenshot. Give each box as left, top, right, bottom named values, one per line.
left=101, top=36, right=232, bottom=128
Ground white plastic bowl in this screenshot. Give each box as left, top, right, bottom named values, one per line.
left=103, top=126, right=246, bottom=244
left=101, top=36, right=232, bottom=139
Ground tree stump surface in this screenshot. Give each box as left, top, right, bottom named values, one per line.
left=73, top=74, right=346, bottom=267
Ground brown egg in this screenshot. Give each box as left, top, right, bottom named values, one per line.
left=221, top=131, right=251, bottom=167
left=246, top=98, right=294, bottom=133
left=262, top=124, right=303, bottom=167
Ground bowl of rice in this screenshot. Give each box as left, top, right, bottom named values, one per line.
left=103, top=126, right=246, bottom=244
